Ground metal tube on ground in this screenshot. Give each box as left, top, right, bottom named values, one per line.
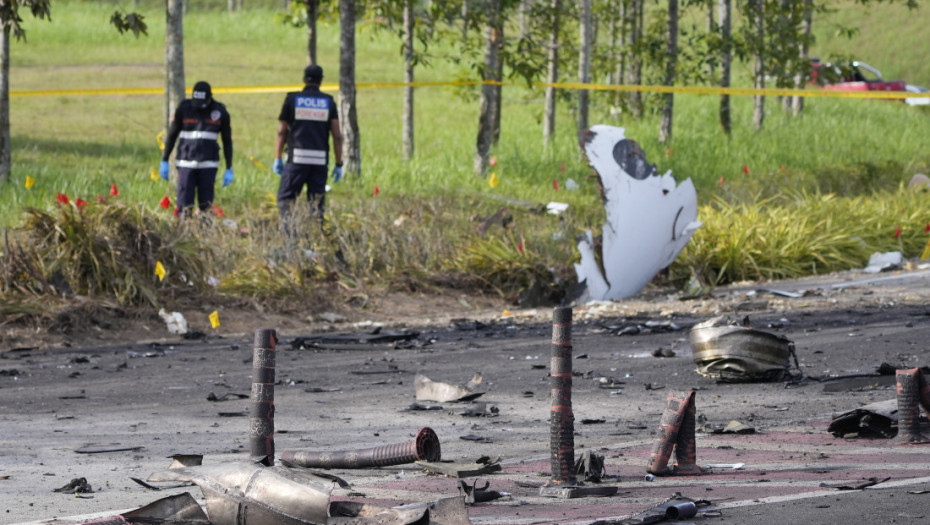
left=250, top=328, right=277, bottom=463
left=548, top=306, right=577, bottom=485
left=894, top=367, right=927, bottom=444
left=280, top=427, right=441, bottom=469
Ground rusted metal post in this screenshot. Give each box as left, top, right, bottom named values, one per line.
left=280, top=427, right=441, bottom=469
left=648, top=389, right=700, bottom=475
left=894, top=368, right=927, bottom=444
left=548, top=306, right=577, bottom=486
left=673, top=390, right=701, bottom=474
left=251, top=328, right=277, bottom=463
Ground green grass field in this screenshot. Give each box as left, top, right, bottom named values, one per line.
left=2, top=0, right=930, bottom=310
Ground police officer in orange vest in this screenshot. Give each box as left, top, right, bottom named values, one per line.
left=273, top=65, right=343, bottom=229
left=160, top=81, right=233, bottom=218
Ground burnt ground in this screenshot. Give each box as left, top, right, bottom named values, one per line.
left=4, top=268, right=930, bottom=524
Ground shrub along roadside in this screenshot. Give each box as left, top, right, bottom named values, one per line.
left=3, top=187, right=929, bottom=321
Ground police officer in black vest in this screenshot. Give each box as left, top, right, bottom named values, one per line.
left=160, top=81, right=234, bottom=218
left=273, top=65, right=343, bottom=229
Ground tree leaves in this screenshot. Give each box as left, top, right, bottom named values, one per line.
left=110, top=11, right=148, bottom=39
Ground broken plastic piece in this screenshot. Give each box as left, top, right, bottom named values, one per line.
left=864, top=251, right=903, bottom=273
left=690, top=316, right=798, bottom=382
left=575, top=126, right=700, bottom=300
left=158, top=308, right=188, bottom=335
left=415, top=373, right=484, bottom=403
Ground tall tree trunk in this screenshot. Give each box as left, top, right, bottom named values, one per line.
left=461, top=0, right=468, bottom=40
left=792, top=0, right=812, bottom=116
left=628, top=0, right=643, bottom=118
left=165, top=0, right=185, bottom=133
left=340, top=0, right=361, bottom=176
left=719, top=0, right=731, bottom=134
left=492, top=24, right=503, bottom=145
left=0, top=25, right=9, bottom=184
left=402, top=0, right=415, bottom=160
left=474, top=0, right=500, bottom=176
left=577, top=0, right=592, bottom=140
left=543, top=0, right=560, bottom=146
left=707, top=0, right=715, bottom=81
left=307, top=0, right=318, bottom=65
left=609, top=0, right=620, bottom=86
left=658, top=0, right=678, bottom=144
left=752, top=0, right=765, bottom=131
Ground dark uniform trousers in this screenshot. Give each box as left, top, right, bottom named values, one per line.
left=178, top=167, right=217, bottom=214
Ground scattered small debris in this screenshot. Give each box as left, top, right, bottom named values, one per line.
left=53, top=477, right=94, bottom=494
left=417, top=457, right=502, bottom=478
left=820, top=477, right=891, bottom=490
left=75, top=444, right=144, bottom=454
left=574, top=450, right=607, bottom=482
left=704, top=463, right=746, bottom=470
left=459, top=434, right=491, bottom=443
left=458, top=479, right=509, bottom=505
left=828, top=399, right=898, bottom=439
left=651, top=347, right=676, bottom=358
left=206, top=392, right=249, bottom=402
left=403, top=402, right=444, bottom=411
left=461, top=402, right=499, bottom=417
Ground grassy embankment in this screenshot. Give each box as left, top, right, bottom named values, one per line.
left=2, top=1, right=930, bottom=317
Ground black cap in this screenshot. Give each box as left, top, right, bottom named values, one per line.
left=304, top=65, right=323, bottom=83
left=192, top=81, right=212, bottom=109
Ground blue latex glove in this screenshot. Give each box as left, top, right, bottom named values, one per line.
left=159, top=160, right=170, bottom=181
left=222, top=168, right=234, bottom=187
left=273, top=158, right=284, bottom=176
left=331, top=164, right=343, bottom=183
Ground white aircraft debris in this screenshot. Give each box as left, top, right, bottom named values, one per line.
left=575, top=125, right=701, bottom=300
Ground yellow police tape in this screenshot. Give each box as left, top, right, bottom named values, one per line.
left=11, top=80, right=930, bottom=100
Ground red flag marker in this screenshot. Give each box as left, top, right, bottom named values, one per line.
left=160, top=196, right=171, bottom=209
left=553, top=179, right=559, bottom=191
left=212, top=205, right=224, bottom=217
left=517, top=241, right=524, bottom=254
left=719, top=176, right=724, bottom=186
left=110, top=183, right=119, bottom=197
left=373, top=185, right=380, bottom=197
left=742, top=164, right=749, bottom=175
left=173, top=207, right=179, bottom=218
left=925, top=222, right=930, bottom=233
left=57, top=192, right=70, bottom=206
left=895, top=225, right=902, bottom=239
left=75, top=198, right=87, bottom=210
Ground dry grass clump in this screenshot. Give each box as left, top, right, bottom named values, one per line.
left=1, top=202, right=207, bottom=307
left=672, top=189, right=930, bottom=286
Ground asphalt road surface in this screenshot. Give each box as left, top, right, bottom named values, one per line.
left=4, top=268, right=930, bottom=524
